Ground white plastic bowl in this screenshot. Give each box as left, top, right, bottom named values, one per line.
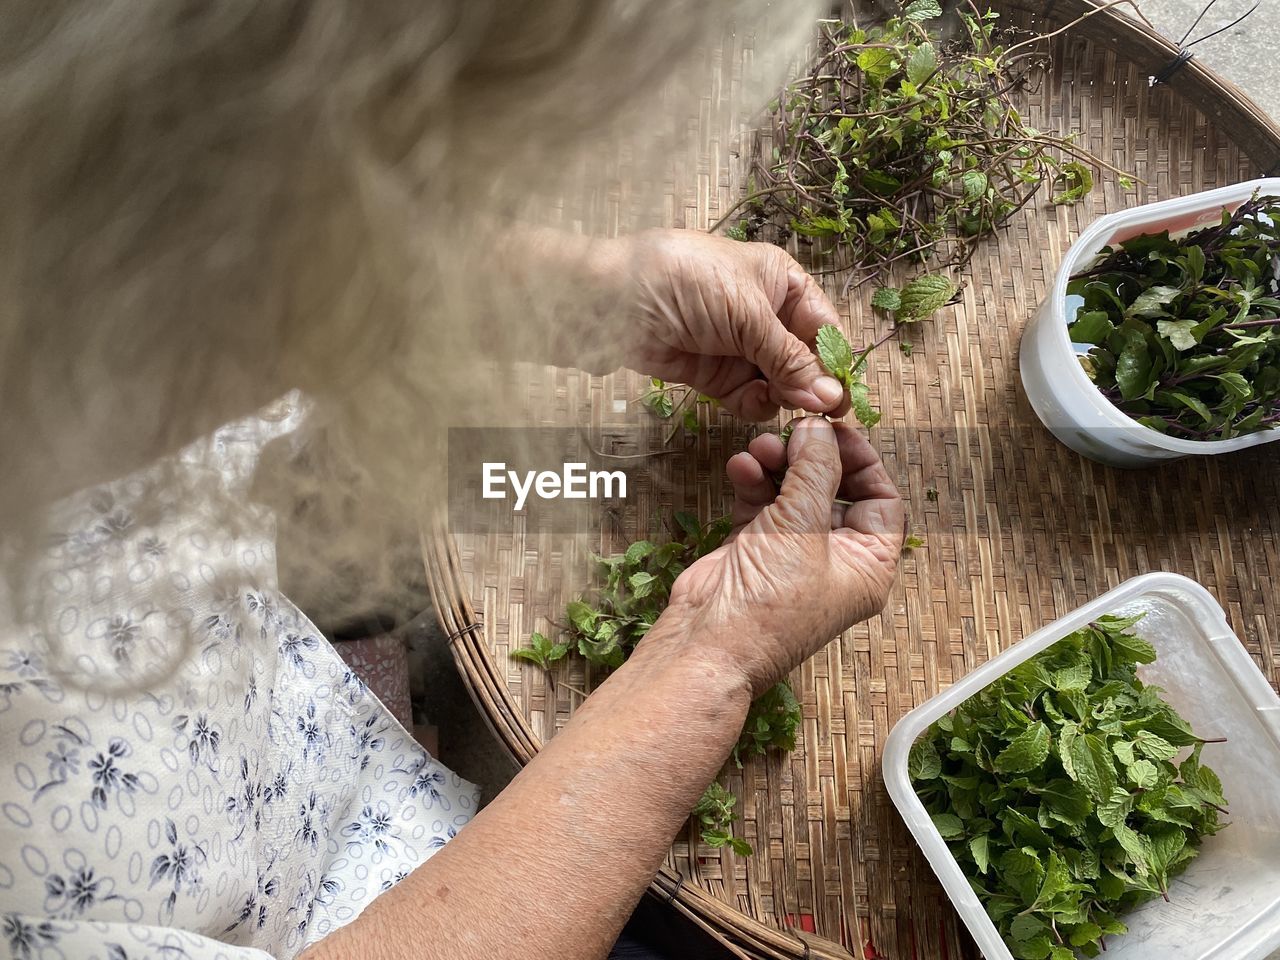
left=1019, top=178, right=1280, bottom=468
left=883, top=573, right=1280, bottom=960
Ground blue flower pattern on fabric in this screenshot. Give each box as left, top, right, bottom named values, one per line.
left=0, top=403, right=478, bottom=959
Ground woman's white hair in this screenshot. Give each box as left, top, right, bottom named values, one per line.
left=0, top=0, right=822, bottom=642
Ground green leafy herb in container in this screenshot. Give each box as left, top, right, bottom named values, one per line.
left=1067, top=194, right=1280, bottom=440
left=910, top=615, right=1228, bottom=959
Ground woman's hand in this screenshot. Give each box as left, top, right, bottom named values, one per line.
left=600, top=230, right=853, bottom=421
left=301, top=426, right=899, bottom=960
left=648, top=417, right=903, bottom=696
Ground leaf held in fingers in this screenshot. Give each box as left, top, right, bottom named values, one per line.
left=816, top=324, right=855, bottom=386
left=848, top=378, right=882, bottom=428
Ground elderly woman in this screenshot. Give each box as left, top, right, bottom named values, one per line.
left=0, top=3, right=903, bottom=960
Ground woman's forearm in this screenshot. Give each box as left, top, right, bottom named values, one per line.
left=299, top=622, right=752, bottom=960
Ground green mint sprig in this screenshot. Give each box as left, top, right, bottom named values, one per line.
left=817, top=322, right=881, bottom=428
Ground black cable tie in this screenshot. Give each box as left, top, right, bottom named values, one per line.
left=1151, top=48, right=1195, bottom=87
left=1154, top=0, right=1260, bottom=88
left=446, top=620, right=484, bottom=642
left=662, top=873, right=685, bottom=905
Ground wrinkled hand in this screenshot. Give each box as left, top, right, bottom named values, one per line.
left=607, top=230, right=852, bottom=421
left=655, top=418, right=903, bottom=696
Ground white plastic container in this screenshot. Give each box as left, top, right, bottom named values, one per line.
left=883, top=573, right=1280, bottom=960
left=1019, top=178, right=1280, bottom=468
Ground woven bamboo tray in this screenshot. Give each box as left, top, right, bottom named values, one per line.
left=424, top=3, right=1280, bottom=958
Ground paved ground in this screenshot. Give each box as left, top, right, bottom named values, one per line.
left=1132, top=0, right=1279, bottom=118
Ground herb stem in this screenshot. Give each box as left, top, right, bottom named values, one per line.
left=1223, top=316, right=1280, bottom=329
left=707, top=186, right=795, bottom=235
left=853, top=323, right=904, bottom=369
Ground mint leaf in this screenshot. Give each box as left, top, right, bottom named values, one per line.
left=1097, top=788, right=1135, bottom=828
left=1110, top=629, right=1157, bottom=665
left=848, top=378, right=881, bottom=428
left=896, top=273, right=959, bottom=322
left=969, top=834, right=991, bottom=874
left=1068, top=733, right=1118, bottom=801
left=733, top=681, right=801, bottom=766
left=908, top=739, right=941, bottom=781
left=695, top=783, right=752, bottom=855
left=994, top=722, right=1051, bottom=774
left=906, top=42, right=938, bottom=87
left=856, top=47, right=896, bottom=82
left=1127, top=759, right=1159, bottom=789
left=1009, top=915, right=1046, bottom=943
left=903, top=0, right=943, bottom=20
left=628, top=571, right=658, bottom=598
left=816, top=323, right=854, bottom=386
left=1133, top=731, right=1178, bottom=762
left=871, top=287, right=903, bottom=312
left=931, top=813, right=965, bottom=839
left=566, top=600, right=597, bottom=634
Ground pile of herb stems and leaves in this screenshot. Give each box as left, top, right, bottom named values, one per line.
left=649, top=0, right=1124, bottom=437
left=513, top=513, right=800, bottom=856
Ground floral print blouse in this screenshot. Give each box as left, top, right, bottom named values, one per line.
left=0, top=401, right=478, bottom=959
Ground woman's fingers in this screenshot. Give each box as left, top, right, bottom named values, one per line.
left=770, top=249, right=841, bottom=344
left=766, top=418, right=842, bottom=535
left=830, top=422, right=904, bottom=543
left=714, top=376, right=780, bottom=422
left=738, top=289, right=845, bottom=415
left=730, top=419, right=901, bottom=541
left=646, top=352, right=780, bottom=422
left=726, top=451, right=777, bottom=529
left=746, top=432, right=787, bottom=474
left=831, top=422, right=899, bottom=506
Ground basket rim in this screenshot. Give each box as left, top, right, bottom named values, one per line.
left=1007, top=0, right=1280, bottom=171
